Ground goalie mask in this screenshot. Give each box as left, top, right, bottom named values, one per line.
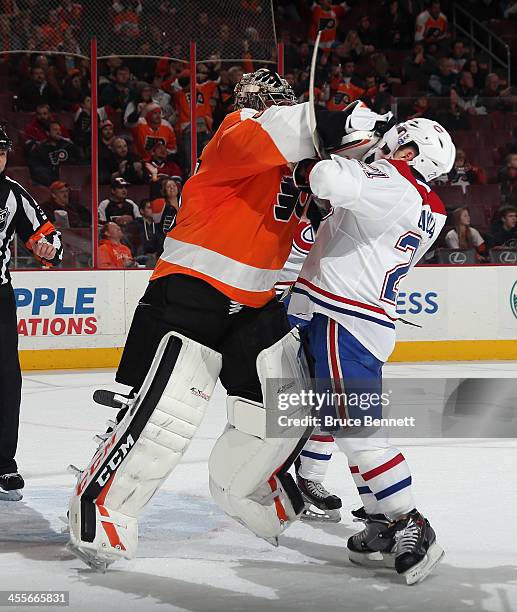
left=234, top=68, right=296, bottom=111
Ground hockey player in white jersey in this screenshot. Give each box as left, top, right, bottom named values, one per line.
left=290, top=117, right=454, bottom=584
left=278, top=103, right=399, bottom=522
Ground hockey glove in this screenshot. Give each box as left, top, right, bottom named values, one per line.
left=293, top=158, right=318, bottom=193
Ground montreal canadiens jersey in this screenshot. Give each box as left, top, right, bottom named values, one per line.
left=151, top=103, right=314, bottom=307
left=288, top=157, right=446, bottom=362
left=275, top=214, right=315, bottom=296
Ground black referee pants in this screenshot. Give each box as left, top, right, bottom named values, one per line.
left=0, top=283, right=22, bottom=475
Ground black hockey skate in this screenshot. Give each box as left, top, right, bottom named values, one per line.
left=348, top=509, right=444, bottom=584
left=0, top=472, right=24, bottom=501
left=296, top=472, right=342, bottom=523
left=347, top=512, right=396, bottom=569
left=351, top=506, right=368, bottom=521
left=392, top=509, right=444, bottom=585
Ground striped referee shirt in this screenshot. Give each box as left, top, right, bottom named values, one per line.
left=0, top=172, right=63, bottom=284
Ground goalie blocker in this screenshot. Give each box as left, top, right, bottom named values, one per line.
left=68, top=276, right=313, bottom=568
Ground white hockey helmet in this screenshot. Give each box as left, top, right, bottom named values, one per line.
left=394, top=118, right=455, bottom=182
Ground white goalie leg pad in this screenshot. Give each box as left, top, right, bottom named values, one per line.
left=68, top=331, right=222, bottom=566
left=209, top=328, right=312, bottom=540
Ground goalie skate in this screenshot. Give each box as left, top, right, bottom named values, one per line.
left=66, top=541, right=115, bottom=573
left=0, top=473, right=24, bottom=502
left=297, top=475, right=342, bottom=523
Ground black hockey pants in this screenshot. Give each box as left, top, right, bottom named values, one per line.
left=0, top=283, right=22, bottom=475
left=116, top=274, right=292, bottom=403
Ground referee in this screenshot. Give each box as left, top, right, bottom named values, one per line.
left=0, top=126, right=63, bottom=501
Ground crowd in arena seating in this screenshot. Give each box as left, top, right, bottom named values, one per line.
left=0, top=0, right=516, bottom=268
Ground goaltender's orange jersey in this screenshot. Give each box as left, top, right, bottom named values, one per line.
left=151, top=104, right=314, bottom=307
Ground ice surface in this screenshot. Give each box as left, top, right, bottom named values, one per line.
left=1, top=363, right=516, bottom=612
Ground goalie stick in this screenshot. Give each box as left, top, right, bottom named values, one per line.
left=308, top=31, right=328, bottom=160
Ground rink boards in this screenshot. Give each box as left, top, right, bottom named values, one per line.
left=11, top=267, right=517, bottom=369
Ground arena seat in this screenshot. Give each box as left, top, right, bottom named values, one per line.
left=60, top=165, right=90, bottom=187
left=489, top=247, right=517, bottom=264
left=436, top=248, right=477, bottom=265
left=465, top=184, right=501, bottom=209
left=8, top=166, right=31, bottom=186
left=433, top=185, right=465, bottom=210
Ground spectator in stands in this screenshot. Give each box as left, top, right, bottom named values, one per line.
left=143, top=142, right=183, bottom=184
left=482, top=72, right=511, bottom=98
left=34, top=54, right=65, bottom=99
left=402, top=42, right=437, bottom=84
left=22, top=103, right=53, bottom=153
left=126, top=199, right=165, bottom=266
left=99, top=177, right=140, bottom=225
left=99, top=64, right=133, bottom=112
left=465, top=58, right=487, bottom=91
left=98, top=119, right=116, bottom=184
left=309, top=0, right=349, bottom=52
left=448, top=149, right=486, bottom=188
left=490, top=206, right=517, bottom=247
left=40, top=180, right=91, bottom=228
left=327, top=59, right=365, bottom=110
left=105, top=136, right=144, bottom=185
left=504, top=0, right=517, bottom=17
left=414, top=1, right=449, bottom=52
left=73, top=95, right=98, bottom=154
left=449, top=40, right=468, bottom=72
left=356, top=15, right=379, bottom=53
left=216, top=23, right=234, bottom=60
left=99, top=56, right=124, bottom=87
left=244, top=27, right=270, bottom=62
left=127, top=102, right=177, bottom=162
left=98, top=221, right=134, bottom=268
left=361, top=76, right=391, bottom=114
left=150, top=177, right=181, bottom=234
left=18, top=65, right=60, bottom=111
left=454, top=71, right=487, bottom=115
left=499, top=153, right=517, bottom=206
left=406, top=96, right=436, bottom=120
left=337, top=30, right=368, bottom=60
left=62, top=69, right=88, bottom=111
left=124, top=81, right=174, bottom=126
left=27, top=120, right=81, bottom=186
left=170, top=69, right=218, bottom=133
left=437, top=88, right=470, bottom=130
left=445, top=207, right=487, bottom=261
left=428, top=57, right=457, bottom=96
left=382, top=0, right=412, bottom=49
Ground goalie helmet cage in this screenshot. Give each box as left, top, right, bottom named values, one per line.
left=1, top=0, right=284, bottom=268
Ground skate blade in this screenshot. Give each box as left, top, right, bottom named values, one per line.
left=300, top=504, right=341, bottom=523
left=260, top=535, right=279, bottom=547
left=0, top=489, right=23, bottom=502
left=348, top=549, right=395, bottom=569
left=403, top=543, right=445, bottom=585
left=66, top=542, right=114, bottom=573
